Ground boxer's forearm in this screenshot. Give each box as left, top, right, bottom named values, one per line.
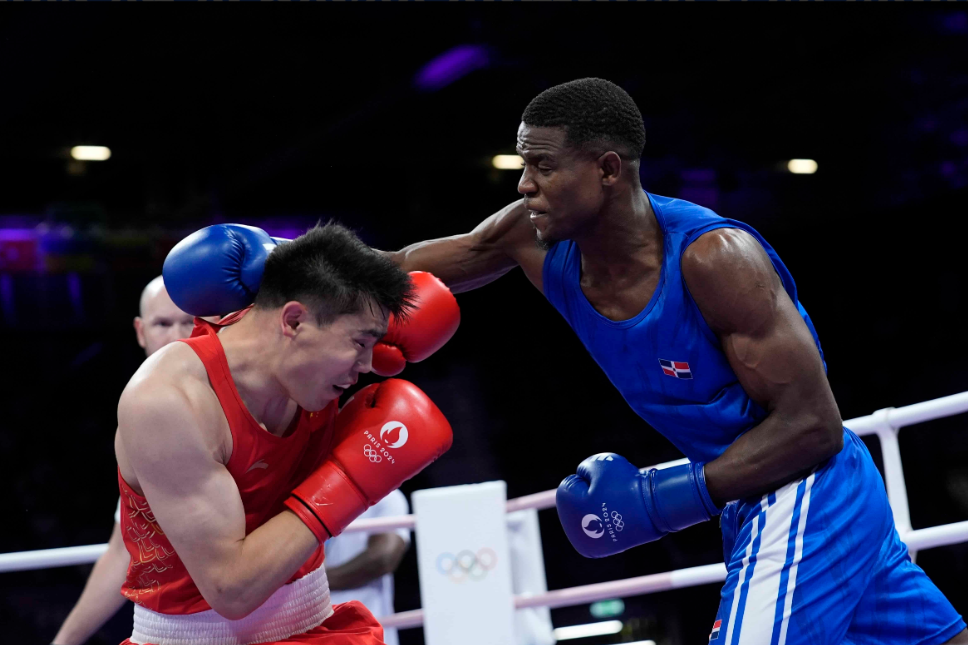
left=703, top=410, right=843, bottom=506
left=385, top=237, right=516, bottom=294
left=198, top=511, right=319, bottom=620
left=384, top=201, right=529, bottom=294
left=52, top=523, right=130, bottom=645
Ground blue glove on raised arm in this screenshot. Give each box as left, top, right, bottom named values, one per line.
left=163, top=224, right=288, bottom=317
left=556, top=453, right=721, bottom=558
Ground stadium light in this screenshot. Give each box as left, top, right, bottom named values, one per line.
left=552, top=620, right=623, bottom=641
left=70, top=146, right=112, bottom=161
left=492, top=155, right=525, bottom=170
left=787, top=158, right=817, bottom=174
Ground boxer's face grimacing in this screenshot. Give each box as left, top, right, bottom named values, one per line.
left=516, top=123, right=607, bottom=248
left=279, top=304, right=388, bottom=412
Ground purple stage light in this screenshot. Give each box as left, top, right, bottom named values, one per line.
left=942, top=12, right=968, bottom=35
left=261, top=227, right=305, bottom=241
left=414, top=45, right=490, bottom=92
left=0, top=228, right=40, bottom=272
left=0, top=228, right=36, bottom=241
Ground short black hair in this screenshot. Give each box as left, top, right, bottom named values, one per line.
left=522, top=78, right=646, bottom=160
left=254, top=222, right=415, bottom=325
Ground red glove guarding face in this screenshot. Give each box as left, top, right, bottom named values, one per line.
left=372, top=272, right=460, bottom=377
left=284, top=379, right=453, bottom=542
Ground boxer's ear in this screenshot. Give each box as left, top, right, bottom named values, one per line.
left=598, top=151, right=623, bottom=187
left=134, top=316, right=147, bottom=349
left=280, top=301, right=311, bottom=337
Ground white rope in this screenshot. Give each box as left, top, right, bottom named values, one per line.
left=0, top=543, right=108, bottom=573
left=380, top=521, right=968, bottom=630
left=845, top=391, right=968, bottom=436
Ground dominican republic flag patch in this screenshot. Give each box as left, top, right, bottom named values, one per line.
left=709, top=619, right=722, bottom=641
left=659, top=358, right=693, bottom=379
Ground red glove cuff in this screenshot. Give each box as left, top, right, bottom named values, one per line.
left=284, top=496, right=331, bottom=545
left=289, top=460, right=370, bottom=539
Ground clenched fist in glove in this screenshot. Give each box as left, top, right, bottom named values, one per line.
left=556, top=453, right=721, bottom=558
left=371, top=272, right=460, bottom=377
left=284, top=379, right=452, bottom=541
left=163, top=224, right=280, bottom=317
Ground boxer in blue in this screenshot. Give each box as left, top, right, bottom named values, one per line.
left=163, top=78, right=966, bottom=644
left=387, top=78, right=967, bottom=644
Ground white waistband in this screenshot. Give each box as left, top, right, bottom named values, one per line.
left=130, top=566, right=333, bottom=645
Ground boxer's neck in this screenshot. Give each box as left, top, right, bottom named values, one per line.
left=217, top=312, right=300, bottom=436
left=576, top=188, right=658, bottom=280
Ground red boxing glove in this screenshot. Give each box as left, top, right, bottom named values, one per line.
left=372, top=272, right=460, bottom=377
left=284, top=379, right=453, bottom=542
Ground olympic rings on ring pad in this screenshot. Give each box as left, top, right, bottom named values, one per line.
left=435, top=548, right=498, bottom=583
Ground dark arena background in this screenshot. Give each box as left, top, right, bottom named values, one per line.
left=3, top=6, right=968, bottom=645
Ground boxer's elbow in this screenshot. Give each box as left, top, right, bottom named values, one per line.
left=205, top=577, right=262, bottom=620
left=802, top=413, right=843, bottom=463
left=208, top=594, right=256, bottom=621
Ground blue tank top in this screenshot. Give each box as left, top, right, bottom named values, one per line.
left=543, top=193, right=826, bottom=463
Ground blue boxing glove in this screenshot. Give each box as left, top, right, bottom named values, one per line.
left=556, top=453, right=721, bottom=558
left=163, top=224, right=284, bottom=317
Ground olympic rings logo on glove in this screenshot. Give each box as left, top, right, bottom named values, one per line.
left=611, top=511, right=625, bottom=532
left=581, top=510, right=625, bottom=539
left=363, top=444, right=382, bottom=463
left=435, top=548, right=498, bottom=583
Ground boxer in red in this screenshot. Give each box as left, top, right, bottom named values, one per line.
left=114, top=223, right=455, bottom=645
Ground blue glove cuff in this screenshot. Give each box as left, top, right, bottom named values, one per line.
left=645, top=462, right=721, bottom=534
left=694, top=462, right=722, bottom=517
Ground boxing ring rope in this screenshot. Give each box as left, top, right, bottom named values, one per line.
left=4, top=391, right=968, bottom=630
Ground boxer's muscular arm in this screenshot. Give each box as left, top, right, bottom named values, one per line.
left=682, top=228, right=843, bottom=505
left=118, top=382, right=318, bottom=620
left=386, top=200, right=547, bottom=294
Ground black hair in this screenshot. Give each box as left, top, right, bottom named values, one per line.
left=522, top=78, right=646, bottom=160
left=254, top=222, right=415, bottom=324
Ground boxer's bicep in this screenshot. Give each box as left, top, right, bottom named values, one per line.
left=683, top=229, right=835, bottom=418
left=119, top=386, right=247, bottom=604
left=720, top=291, right=835, bottom=423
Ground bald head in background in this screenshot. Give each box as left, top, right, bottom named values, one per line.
left=133, top=276, right=195, bottom=356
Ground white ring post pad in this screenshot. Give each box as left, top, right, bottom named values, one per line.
left=413, top=481, right=515, bottom=645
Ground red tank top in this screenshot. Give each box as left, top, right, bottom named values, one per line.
left=118, top=312, right=337, bottom=614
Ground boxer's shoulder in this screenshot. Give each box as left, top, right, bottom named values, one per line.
left=484, top=199, right=542, bottom=254
left=681, top=227, right=767, bottom=275
left=681, top=227, right=780, bottom=333
left=119, top=343, right=228, bottom=460
left=125, top=343, right=213, bottom=407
